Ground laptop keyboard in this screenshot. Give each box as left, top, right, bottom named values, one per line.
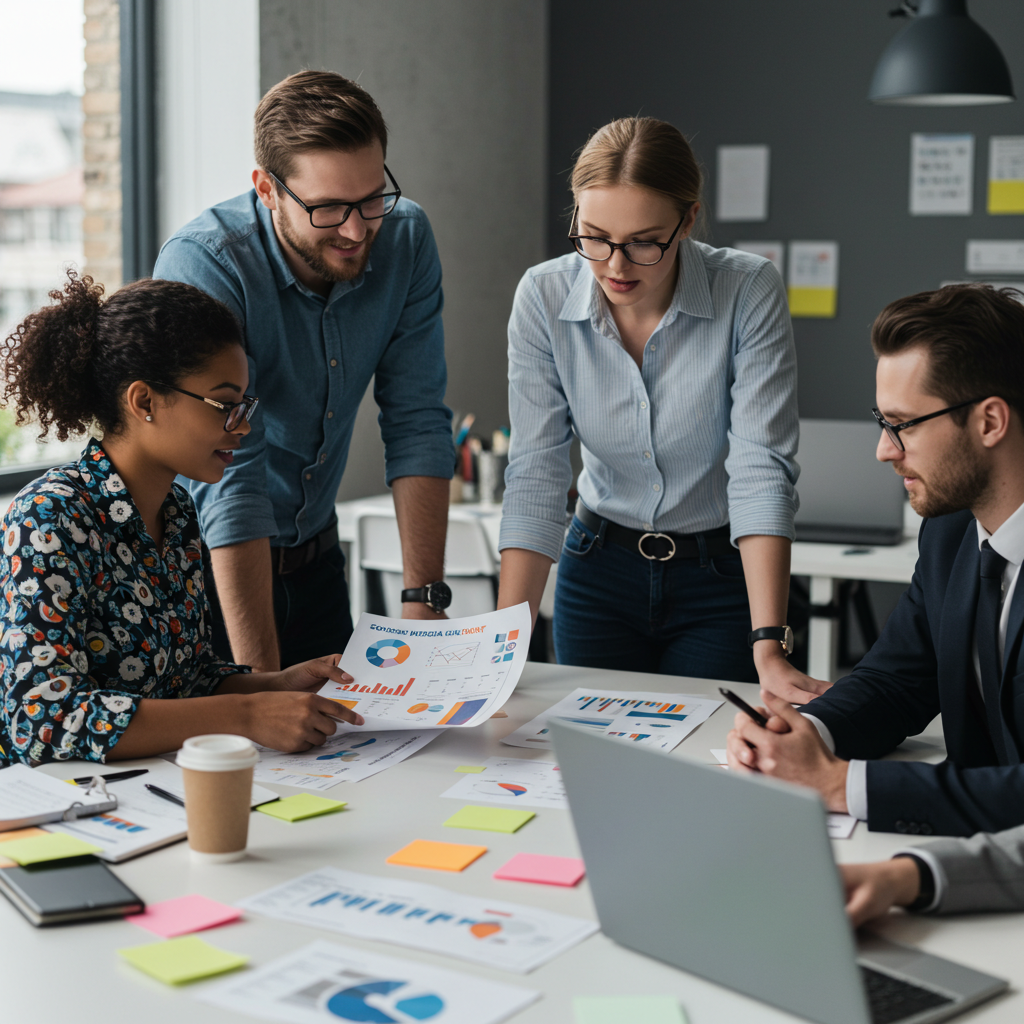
left=861, top=965, right=954, bottom=1024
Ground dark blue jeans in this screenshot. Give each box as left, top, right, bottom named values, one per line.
left=208, top=543, right=354, bottom=669
left=553, top=515, right=757, bottom=682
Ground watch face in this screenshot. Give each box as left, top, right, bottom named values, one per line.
left=426, top=581, right=452, bottom=610
left=783, top=625, right=794, bottom=654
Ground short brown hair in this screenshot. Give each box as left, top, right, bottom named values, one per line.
left=254, top=70, right=388, bottom=180
left=871, top=284, right=1024, bottom=424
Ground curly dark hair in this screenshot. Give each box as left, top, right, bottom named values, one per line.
left=1, top=269, right=243, bottom=441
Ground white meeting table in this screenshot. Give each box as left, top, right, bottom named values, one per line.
left=7, top=662, right=1021, bottom=1023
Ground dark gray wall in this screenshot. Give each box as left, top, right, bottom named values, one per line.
left=548, top=0, right=1024, bottom=419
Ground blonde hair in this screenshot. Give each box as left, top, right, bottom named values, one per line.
left=570, top=117, right=703, bottom=222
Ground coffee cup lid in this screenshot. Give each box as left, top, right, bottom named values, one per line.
left=176, top=734, right=259, bottom=772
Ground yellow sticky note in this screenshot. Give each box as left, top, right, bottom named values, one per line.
left=443, top=805, right=535, bottom=833
left=0, top=831, right=101, bottom=865
left=386, top=838, right=487, bottom=872
left=0, top=827, right=50, bottom=868
left=988, top=179, right=1024, bottom=214
left=256, top=794, right=347, bottom=822
left=455, top=765, right=486, bottom=773
left=118, top=936, right=248, bottom=985
left=788, top=286, right=836, bottom=317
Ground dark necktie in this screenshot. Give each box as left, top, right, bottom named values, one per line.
left=977, top=540, right=1009, bottom=761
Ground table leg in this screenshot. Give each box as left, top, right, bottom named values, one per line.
left=808, top=575, right=838, bottom=682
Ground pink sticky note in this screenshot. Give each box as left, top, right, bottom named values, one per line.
left=493, top=852, right=585, bottom=887
left=126, top=894, right=242, bottom=938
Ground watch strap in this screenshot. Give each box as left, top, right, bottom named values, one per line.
left=401, top=587, right=429, bottom=604
left=894, top=853, right=936, bottom=913
left=748, top=626, right=790, bottom=650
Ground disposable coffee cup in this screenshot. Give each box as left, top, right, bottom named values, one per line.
left=176, top=734, right=259, bottom=864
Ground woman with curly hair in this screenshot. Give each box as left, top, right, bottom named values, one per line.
left=0, top=270, right=363, bottom=767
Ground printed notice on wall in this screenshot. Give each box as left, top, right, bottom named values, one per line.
left=734, top=241, right=785, bottom=279
left=788, top=242, right=838, bottom=318
left=910, top=133, right=974, bottom=215
left=716, top=145, right=769, bottom=222
left=988, top=136, right=1024, bottom=214
left=966, top=240, right=1024, bottom=275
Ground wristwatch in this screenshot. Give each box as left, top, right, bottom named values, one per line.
left=401, top=581, right=452, bottom=614
left=893, top=853, right=936, bottom=912
left=747, top=625, right=794, bottom=657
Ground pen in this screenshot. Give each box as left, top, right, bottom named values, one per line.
left=71, top=768, right=149, bottom=785
left=144, top=783, right=185, bottom=807
left=719, top=687, right=770, bottom=728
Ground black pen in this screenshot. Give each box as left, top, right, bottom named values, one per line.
left=719, top=687, right=770, bottom=728
left=144, top=783, right=185, bottom=807
left=72, top=768, right=149, bottom=785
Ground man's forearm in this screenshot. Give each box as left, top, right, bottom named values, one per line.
left=392, top=475, right=449, bottom=590
left=210, top=538, right=280, bottom=671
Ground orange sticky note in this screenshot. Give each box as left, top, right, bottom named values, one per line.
left=0, top=827, right=50, bottom=868
left=386, top=839, right=487, bottom=872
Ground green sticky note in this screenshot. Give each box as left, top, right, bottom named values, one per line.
left=119, top=936, right=248, bottom=985
left=443, top=804, right=535, bottom=833
left=573, top=995, right=687, bottom=1024
left=0, top=832, right=102, bottom=865
left=455, top=765, right=487, bottom=773
left=256, top=794, right=347, bottom=822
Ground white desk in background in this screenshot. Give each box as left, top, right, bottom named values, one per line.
left=8, top=661, right=1021, bottom=1023
left=337, top=496, right=921, bottom=680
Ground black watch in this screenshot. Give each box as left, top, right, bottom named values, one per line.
left=401, top=581, right=452, bottom=614
left=747, top=625, right=794, bottom=657
left=894, top=853, right=936, bottom=912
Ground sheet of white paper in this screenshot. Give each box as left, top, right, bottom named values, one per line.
left=910, top=133, right=973, bottom=215
left=503, top=688, right=722, bottom=752
left=238, top=867, right=598, bottom=974
left=199, top=940, right=540, bottom=1024
left=0, top=764, right=112, bottom=828
left=789, top=241, right=839, bottom=289
left=440, top=757, right=567, bottom=810
left=254, top=731, right=439, bottom=790
left=966, top=240, right=1024, bottom=274
left=733, top=240, right=785, bottom=277
left=318, top=604, right=531, bottom=732
left=716, top=145, right=769, bottom=221
left=989, top=135, right=1024, bottom=182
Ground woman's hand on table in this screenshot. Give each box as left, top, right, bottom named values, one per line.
left=755, top=654, right=832, bottom=705
left=241, top=690, right=363, bottom=752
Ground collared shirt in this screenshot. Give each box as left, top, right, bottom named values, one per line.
left=153, top=191, right=455, bottom=550
left=0, top=441, right=247, bottom=767
left=498, top=241, right=799, bottom=562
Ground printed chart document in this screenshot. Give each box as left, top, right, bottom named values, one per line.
left=440, top=757, right=568, bottom=811
left=788, top=241, right=839, bottom=318
left=988, top=136, right=1024, bottom=214
left=503, top=688, right=722, bottom=752
left=237, top=866, right=598, bottom=973
left=910, top=133, right=974, bottom=215
left=254, top=731, right=439, bottom=790
left=716, top=144, right=769, bottom=221
left=199, top=940, right=540, bottom=1024
left=318, top=604, right=531, bottom=733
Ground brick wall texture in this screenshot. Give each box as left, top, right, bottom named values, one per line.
left=82, top=0, right=121, bottom=291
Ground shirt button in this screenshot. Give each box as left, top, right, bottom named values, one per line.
left=644, top=523, right=652, bottom=530
left=330, top=359, right=338, bottom=367
left=649, top=344, right=656, bottom=352
left=305, top=473, right=312, bottom=480
left=327, top=411, right=334, bottom=419
left=643, top=451, right=651, bottom=459
left=640, top=401, right=648, bottom=409
left=320, top=454, right=327, bottom=464
left=653, top=484, right=661, bottom=492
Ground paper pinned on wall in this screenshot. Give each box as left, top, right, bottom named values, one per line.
left=910, top=133, right=974, bottom=215
left=988, top=136, right=1024, bottom=214
left=788, top=242, right=839, bottom=317
left=966, top=240, right=1024, bottom=275
left=733, top=240, right=785, bottom=278
left=716, top=145, right=769, bottom=222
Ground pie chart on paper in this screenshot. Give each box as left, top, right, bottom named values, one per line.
left=475, top=781, right=528, bottom=798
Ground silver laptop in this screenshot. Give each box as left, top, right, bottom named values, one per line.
left=796, top=419, right=906, bottom=546
left=550, top=721, right=1007, bottom=1024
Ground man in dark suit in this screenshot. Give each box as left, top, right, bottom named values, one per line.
left=726, top=284, right=1024, bottom=837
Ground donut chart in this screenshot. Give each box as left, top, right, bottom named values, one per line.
left=366, top=638, right=412, bottom=668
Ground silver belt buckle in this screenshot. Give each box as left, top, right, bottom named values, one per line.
left=638, top=532, right=676, bottom=561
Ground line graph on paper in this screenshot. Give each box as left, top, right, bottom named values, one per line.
left=425, top=642, right=480, bottom=668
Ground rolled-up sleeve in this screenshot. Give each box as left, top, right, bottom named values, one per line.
left=499, top=271, right=574, bottom=562
left=725, top=262, right=800, bottom=543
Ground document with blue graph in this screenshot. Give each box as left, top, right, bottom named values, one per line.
left=502, top=688, right=722, bottom=752
left=318, top=603, right=531, bottom=733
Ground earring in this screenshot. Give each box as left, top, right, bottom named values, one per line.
left=145, top=415, right=153, bottom=422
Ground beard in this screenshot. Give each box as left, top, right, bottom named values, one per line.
left=277, top=214, right=377, bottom=284
left=903, top=429, right=989, bottom=518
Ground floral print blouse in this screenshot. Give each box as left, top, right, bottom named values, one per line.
left=0, top=440, right=248, bottom=767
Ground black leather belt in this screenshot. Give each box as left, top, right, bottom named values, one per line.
left=271, top=523, right=339, bottom=575
left=575, top=501, right=733, bottom=562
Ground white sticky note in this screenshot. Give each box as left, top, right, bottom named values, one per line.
left=716, top=145, right=769, bottom=222
left=734, top=241, right=785, bottom=278
left=910, top=133, right=973, bottom=215
left=788, top=241, right=839, bottom=318
left=966, top=240, right=1024, bottom=275
left=988, top=136, right=1024, bottom=214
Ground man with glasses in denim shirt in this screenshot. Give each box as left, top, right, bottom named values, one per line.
left=725, top=284, right=1024, bottom=839
left=154, top=71, right=454, bottom=670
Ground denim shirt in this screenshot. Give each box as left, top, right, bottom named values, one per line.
left=0, top=441, right=248, bottom=766
left=153, top=191, right=455, bottom=549
left=499, top=241, right=800, bottom=562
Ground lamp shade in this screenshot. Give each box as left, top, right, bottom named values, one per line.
left=869, top=0, right=1014, bottom=105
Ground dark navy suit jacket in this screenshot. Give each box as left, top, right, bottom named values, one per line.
left=802, top=509, right=1024, bottom=836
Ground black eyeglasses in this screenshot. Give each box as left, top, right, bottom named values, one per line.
left=872, top=397, right=984, bottom=451
left=568, top=206, right=689, bottom=266
left=268, top=166, right=402, bottom=228
left=148, top=383, right=260, bottom=431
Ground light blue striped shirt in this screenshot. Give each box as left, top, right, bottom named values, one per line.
left=499, top=239, right=800, bottom=562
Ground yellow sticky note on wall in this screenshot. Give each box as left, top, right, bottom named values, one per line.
left=988, top=180, right=1024, bottom=215
left=788, top=287, right=837, bottom=318
left=788, top=242, right=838, bottom=319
